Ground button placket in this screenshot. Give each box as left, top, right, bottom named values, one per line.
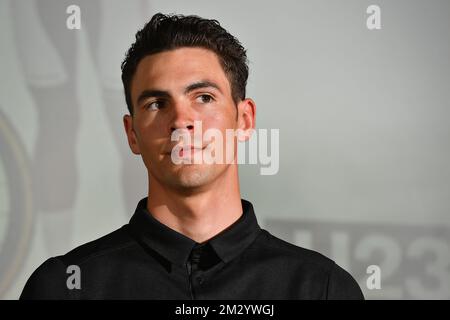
left=187, top=244, right=205, bottom=298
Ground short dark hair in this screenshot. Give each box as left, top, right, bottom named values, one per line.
left=121, top=13, right=249, bottom=115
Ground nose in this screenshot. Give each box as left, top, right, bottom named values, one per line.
left=169, top=100, right=196, bottom=134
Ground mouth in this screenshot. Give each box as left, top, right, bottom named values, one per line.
left=165, top=145, right=207, bottom=158
left=178, top=145, right=205, bottom=158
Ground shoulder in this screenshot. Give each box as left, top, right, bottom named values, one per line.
left=254, top=229, right=334, bottom=269
left=58, top=225, right=135, bottom=266
left=20, top=225, right=134, bottom=299
left=19, top=256, right=69, bottom=299
left=255, top=229, right=364, bottom=299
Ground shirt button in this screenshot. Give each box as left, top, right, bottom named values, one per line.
left=197, top=276, right=204, bottom=284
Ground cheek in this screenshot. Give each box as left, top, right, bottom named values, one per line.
left=203, top=104, right=237, bottom=129
left=134, top=120, right=163, bottom=151
left=201, top=117, right=230, bottom=136
left=201, top=112, right=238, bottom=152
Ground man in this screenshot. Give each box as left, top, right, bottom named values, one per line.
left=20, top=13, right=364, bottom=299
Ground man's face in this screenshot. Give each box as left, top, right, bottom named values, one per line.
left=124, top=47, right=252, bottom=192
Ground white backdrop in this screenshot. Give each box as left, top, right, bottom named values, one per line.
left=0, top=0, right=449, bottom=299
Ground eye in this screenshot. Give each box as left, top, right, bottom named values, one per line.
left=145, top=100, right=165, bottom=110
left=196, top=94, right=214, bottom=104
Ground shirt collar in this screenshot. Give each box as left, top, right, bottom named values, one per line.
left=127, top=197, right=262, bottom=267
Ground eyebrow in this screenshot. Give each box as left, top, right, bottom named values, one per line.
left=136, top=80, right=223, bottom=106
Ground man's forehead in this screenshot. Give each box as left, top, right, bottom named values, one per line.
left=131, top=48, right=230, bottom=95
left=138, top=47, right=223, bottom=74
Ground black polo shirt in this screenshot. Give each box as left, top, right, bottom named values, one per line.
left=20, top=198, right=364, bottom=299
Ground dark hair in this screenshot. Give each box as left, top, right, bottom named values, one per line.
left=121, top=13, right=249, bottom=115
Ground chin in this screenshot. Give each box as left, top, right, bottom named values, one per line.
left=181, top=166, right=218, bottom=187
left=165, top=164, right=218, bottom=190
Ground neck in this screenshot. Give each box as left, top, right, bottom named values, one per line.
left=146, top=165, right=243, bottom=243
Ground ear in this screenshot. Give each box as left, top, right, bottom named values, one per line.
left=237, top=98, right=256, bottom=142
left=123, top=114, right=141, bottom=155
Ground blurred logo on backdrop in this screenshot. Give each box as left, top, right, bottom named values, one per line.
left=265, top=218, right=450, bottom=299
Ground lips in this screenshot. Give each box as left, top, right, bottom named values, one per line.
left=178, top=146, right=204, bottom=158
left=165, top=144, right=206, bottom=156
